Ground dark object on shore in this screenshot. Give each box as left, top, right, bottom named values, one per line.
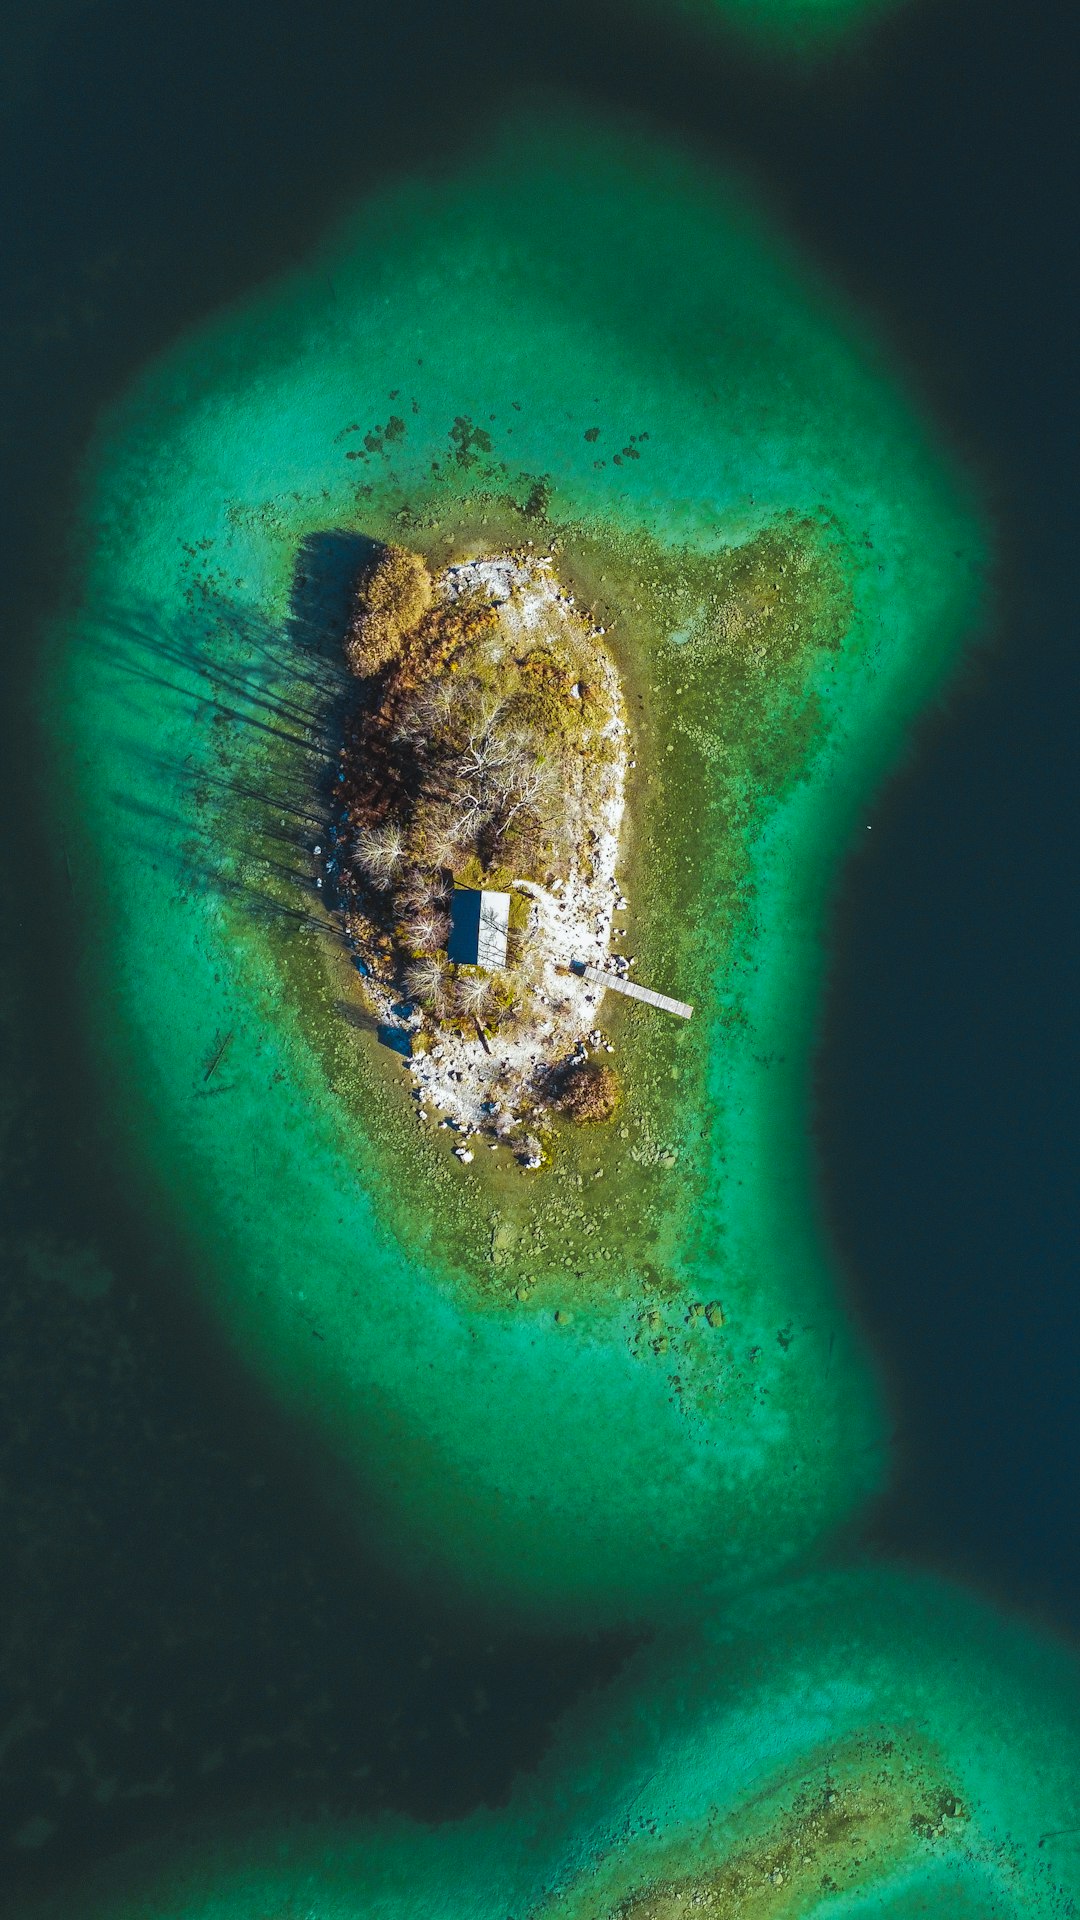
left=547, top=1058, right=619, bottom=1123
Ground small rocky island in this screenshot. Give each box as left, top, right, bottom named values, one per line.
left=326, top=544, right=633, bottom=1166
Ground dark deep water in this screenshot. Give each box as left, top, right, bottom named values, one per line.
left=0, top=0, right=1076, bottom=1905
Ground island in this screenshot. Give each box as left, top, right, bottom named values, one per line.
left=52, top=114, right=980, bottom=1626
left=327, top=541, right=697, bottom=1164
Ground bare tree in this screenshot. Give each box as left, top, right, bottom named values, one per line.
left=390, top=706, right=426, bottom=747
left=416, top=807, right=467, bottom=871
left=409, top=677, right=461, bottom=733
left=400, top=871, right=437, bottom=913
left=403, top=957, right=448, bottom=1010
left=455, top=971, right=495, bottom=1021
left=354, top=820, right=406, bottom=887
left=498, top=754, right=552, bottom=838
left=407, top=911, right=445, bottom=956
left=443, top=716, right=555, bottom=863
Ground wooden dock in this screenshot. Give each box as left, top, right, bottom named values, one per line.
left=578, top=962, right=693, bottom=1020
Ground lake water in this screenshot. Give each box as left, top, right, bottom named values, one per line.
left=0, top=0, right=1075, bottom=1903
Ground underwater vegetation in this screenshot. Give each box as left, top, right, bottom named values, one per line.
left=49, top=112, right=983, bottom=1630
left=28, top=1567, right=1080, bottom=1918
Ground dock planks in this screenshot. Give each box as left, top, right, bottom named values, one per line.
left=579, top=962, right=693, bottom=1020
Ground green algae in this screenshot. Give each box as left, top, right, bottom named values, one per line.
left=49, top=114, right=983, bottom=1627
left=33, top=1568, right=1080, bottom=1918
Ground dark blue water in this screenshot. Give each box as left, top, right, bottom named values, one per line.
left=0, top=0, right=1076, bottom=1905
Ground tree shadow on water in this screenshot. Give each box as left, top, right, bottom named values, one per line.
left=87, top=529, right=382, bottom=943
left=284, top=527, right=378, bottom=824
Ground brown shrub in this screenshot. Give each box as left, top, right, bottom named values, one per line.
left=345, top=546, right=433, bottom=677
left=553, top=1059, right=619, bottom=1123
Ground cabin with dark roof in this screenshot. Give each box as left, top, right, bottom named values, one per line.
left=447, top=888, right=510, bottom=970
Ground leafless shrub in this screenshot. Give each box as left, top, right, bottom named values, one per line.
left=354, top=820, right=406, bottom=887
left=406, top=911, right=446, bottom=956
left=403, top=957, right=448, bottom=1010
left=455, top=971, right=495, bottom=1021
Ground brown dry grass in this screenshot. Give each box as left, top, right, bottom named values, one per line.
left=344, top=545, right=433, bottom=677
left=553, top=1060, right=619, bottom=1123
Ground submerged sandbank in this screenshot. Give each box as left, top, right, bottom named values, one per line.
left=30, top=1567, right=1080, bottom=1919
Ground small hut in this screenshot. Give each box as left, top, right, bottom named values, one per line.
left=447, top=888, right=510, bottom=971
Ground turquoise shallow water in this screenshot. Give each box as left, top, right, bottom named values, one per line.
left=51, top=113, right=981, bottom=1629
left=34, top=1565, right=1080, bottom=1917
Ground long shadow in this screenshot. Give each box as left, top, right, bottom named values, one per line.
left=287, top=530, right=379, bottom=663
left=285, top=528, right=377, bottom=827
left=333, top=999, right=414, bottom=1059
left=98, top=601, right=333, bottom=744
left=98, top=532, right=370, bottom=746
left=87, top=533, right=375, bottom=946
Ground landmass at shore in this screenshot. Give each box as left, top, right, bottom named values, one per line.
left=325, top=547, right=633, bottom=1162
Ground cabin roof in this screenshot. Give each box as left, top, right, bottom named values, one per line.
left=447, top=888, right=510, bottom=971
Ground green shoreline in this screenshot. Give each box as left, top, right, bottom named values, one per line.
left=28, top=1567, right=1080, bottom=1919
left=48, top=114, right=983, bottom=1627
